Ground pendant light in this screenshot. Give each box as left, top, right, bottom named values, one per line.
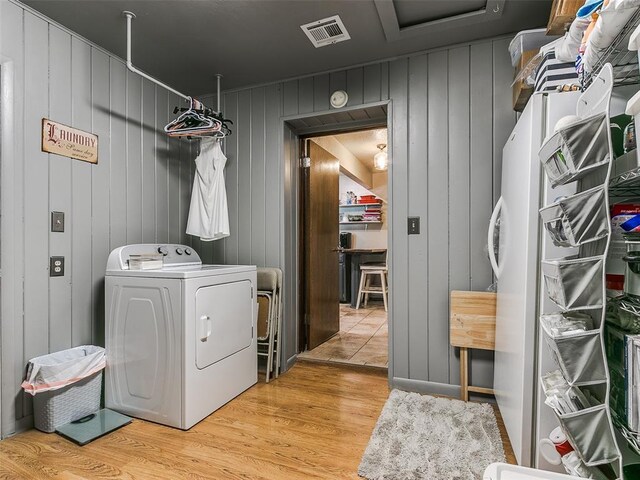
left=374, top=144, right=387, bottom=170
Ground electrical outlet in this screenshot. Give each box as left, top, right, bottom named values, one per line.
left=408, top=216, right=420, bottom=235
left=50, top=256, right=64, bottom=277
left=51, top=211, right=65, bottom=232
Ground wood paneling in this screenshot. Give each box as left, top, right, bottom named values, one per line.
left=109, top=59, right=128, bottom=251
left=427, top=50, right=450, bottom=385
left=0, top=0, right=516, bottom=435
left=1, top=0, right=27, bottom=428
left=155, top=91, right=170, bottom=245
left=363, top=64, right=382, bottom=104
left=0, top=5, right=195, bottom=436
left=48, top=25, right=73, bottom=354
left=251, top=88, right=266, bottom=266
left=225, top=38, right=515, bottom=394
left=23, top=12, right=50, bottom=369
left=468, top=42, right=502, bottom=389
left=167, top=93, right=183, bottom=246
left=90, top=49, right=111, bottom=348
left=70, top=37, right=93, bottom=348
left=389, top=58, right=410, bottom=380
left=447, top=45, right=472, bottom=386
left=236, top=90, right=252, bottom=262
left=265, top=84, right=282, bottom=268
left=142, top=80, right=157, bottom=244
left=223, top=92, right=240, bottom=265
left=407, top=54, right=429, bottom=382
left=126, top=70, right=143, bottom=245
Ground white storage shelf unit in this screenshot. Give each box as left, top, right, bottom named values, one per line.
left=538, top=64, right=623, bottom=479
left=339, top=202, right=383, bottom=228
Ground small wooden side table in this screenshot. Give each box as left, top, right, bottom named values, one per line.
left=450, top=290, right=497, bottom=401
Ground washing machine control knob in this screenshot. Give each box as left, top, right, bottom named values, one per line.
left=185, top=248, right=192, bottom=255
left=157, top=246, right=169, bottom=256
left=176, top=247, right=184, bottom=255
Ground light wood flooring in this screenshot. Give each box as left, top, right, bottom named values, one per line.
left=0, top=362, right=515, bottom=479
left=298, top=303, right=388, bottom=367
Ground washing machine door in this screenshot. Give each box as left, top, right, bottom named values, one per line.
left=195, top=280, right=253, bottom=369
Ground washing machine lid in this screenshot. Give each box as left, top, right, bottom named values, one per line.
left=105, top=244, right=255, bottom=278
left=108, top=264, right=255, bottom=279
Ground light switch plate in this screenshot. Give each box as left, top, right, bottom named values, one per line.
left=50, top=256, right=64, bottom=277
left=51, top=211, right=65, bottom=232
left=408, top=216, right=420, bottom=235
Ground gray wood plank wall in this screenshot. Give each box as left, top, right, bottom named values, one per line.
left=213, top=39, right=515, bottom=395
left=1, top=0, right=516, bottom=436
left=0, top=2, right=195, bottom=435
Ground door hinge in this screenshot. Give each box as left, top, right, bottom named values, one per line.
left=251, top=286, right=254, bottom=299
left=300, top=156, right=311, bottom=168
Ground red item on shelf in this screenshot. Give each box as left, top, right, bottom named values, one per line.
left=358, top=195, right=378, bottom=204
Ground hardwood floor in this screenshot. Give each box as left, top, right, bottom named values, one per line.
left=0, top=362, right=514, bottom=479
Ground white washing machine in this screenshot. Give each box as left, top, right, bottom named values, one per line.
left=104, top=244, right=257, bottom=430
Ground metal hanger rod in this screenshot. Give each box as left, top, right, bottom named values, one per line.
left=215, top=74, right=222, bottom=113
left=123, top=11, right=189, bottom=101
left=122, top=10, right=223, bottom=115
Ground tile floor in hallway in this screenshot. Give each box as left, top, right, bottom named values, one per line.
left=298, top=303, right=388, bottom=368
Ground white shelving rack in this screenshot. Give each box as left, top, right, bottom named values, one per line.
left=339, top=202, right=383, bottom=229
left=582, top=9, right=640, bottom=89
left=538, top=64, right=623, bottom=479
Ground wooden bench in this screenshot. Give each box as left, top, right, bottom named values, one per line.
left=450, top=290, right=497, bottom=401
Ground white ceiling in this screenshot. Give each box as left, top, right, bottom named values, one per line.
left=334, top=128, right=388, bottom=171
left=21, top=0, right=552, bottom=93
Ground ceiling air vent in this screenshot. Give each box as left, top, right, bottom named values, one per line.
left=301, top=15, right=351, bottom=48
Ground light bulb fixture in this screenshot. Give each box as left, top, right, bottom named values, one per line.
left=374, top=144, right=387, bottom=170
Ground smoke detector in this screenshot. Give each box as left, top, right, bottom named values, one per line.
left=300, top=15, right=351, bottom=48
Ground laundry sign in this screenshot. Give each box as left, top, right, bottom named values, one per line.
left=41, top=118, right=98, bottom=164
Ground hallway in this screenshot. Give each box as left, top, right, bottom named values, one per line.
left=298, top=303, right=387, bottom=368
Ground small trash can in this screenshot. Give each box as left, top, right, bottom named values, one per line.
left=21, top=345, right=106, bottom=433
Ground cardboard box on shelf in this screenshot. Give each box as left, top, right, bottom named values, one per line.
left=547, top=0, right=582, bottom=35
left=513, top=49, right=537, bottom=112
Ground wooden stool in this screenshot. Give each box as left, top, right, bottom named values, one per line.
left=355, top=265, right=388, bottom=312
left=450, top=290, right=496, bottom=401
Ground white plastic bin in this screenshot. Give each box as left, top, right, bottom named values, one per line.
left=509, top=29, right=556, bottom=67
left=22, top=345, right=106, bottom=432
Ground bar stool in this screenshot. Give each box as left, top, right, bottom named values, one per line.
left=355, top=254, right=388, bottom=312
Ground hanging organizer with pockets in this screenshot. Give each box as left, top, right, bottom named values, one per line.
left=541, top=313, right=607, bottom=385
left=540, top=112, right=611, bottom=188
left=539, top=185, right=609, bottom=247
left=538, top=64, right=623, bottom=479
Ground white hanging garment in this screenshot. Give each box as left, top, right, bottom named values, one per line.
left=186, top=138, right=230, bottom=241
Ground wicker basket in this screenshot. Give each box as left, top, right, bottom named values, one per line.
left=33, top=371, right=102, bottom=433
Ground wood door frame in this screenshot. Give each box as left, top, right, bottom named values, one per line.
left=281, top=100, right=393, bottom=384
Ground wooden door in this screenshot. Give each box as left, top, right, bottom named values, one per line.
left=304, top=140, right=340, bottom=350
